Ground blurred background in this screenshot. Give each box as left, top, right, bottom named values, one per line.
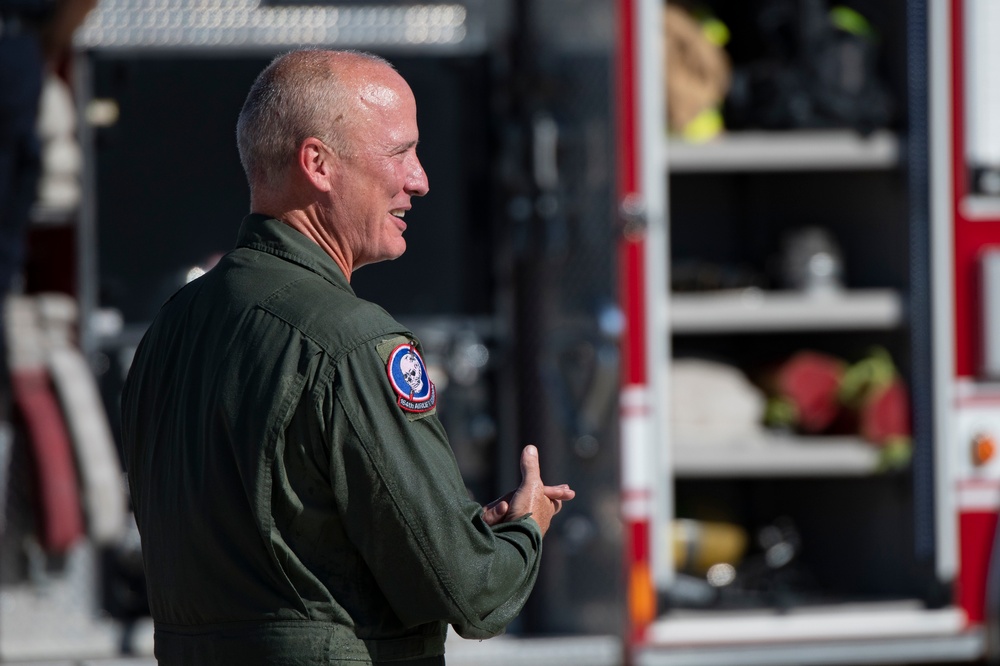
left=4, top=0, right=1000, bottom=665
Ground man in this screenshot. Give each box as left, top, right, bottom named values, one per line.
left=121, top=49, right=575, bottom=666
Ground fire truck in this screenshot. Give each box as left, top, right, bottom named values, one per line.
left=3, top=1, right=1000, bottom=665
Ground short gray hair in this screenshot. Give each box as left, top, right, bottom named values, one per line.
left=236, top=49, right=393, bottom=194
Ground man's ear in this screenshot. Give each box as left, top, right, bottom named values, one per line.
left=298, top=138, right=336, bottom=192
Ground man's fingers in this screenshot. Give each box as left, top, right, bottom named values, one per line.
left=520, top=444, right=541, bottom=482
left=482, top=500, right=509, bottom=526
left=543, top=484, right=576, bottom=500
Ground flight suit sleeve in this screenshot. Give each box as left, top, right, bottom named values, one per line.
left=326, top=334, right=543, bottom=639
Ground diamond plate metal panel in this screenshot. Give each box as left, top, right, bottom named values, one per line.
left=75, top=0, right=488, bottom=53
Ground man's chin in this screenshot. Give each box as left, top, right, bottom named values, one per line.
left=386, top=240, right=407, bottom=261
left=355, top=245, right=406, bottom=270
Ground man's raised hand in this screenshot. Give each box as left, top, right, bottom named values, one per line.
left=482, top=445, right=575, bottom=535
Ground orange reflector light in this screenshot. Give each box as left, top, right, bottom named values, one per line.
left=628, top=562, right=656, bottom=628
left=973, top=432, right=997, bottom=466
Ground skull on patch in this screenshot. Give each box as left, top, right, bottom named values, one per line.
left=399, top=351, right=424, bottom=395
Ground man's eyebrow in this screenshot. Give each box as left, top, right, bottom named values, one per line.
left=394, top=139, right=419, bottom=152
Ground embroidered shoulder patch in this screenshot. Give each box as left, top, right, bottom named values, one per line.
left=386, top=342, right=437, bottom=413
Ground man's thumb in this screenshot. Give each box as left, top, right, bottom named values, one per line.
left=521, top=445, right=541, bottom=481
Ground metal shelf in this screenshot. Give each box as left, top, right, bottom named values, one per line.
left=666, top=129, right=901, bottom=173
left=669, top=288, right=904, bottom=334
left=639, top=604, right=978, bottom=666
left=672, top=434, right=882, bottom=477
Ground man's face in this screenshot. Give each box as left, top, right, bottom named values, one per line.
left=332, top=69, right=429, bottom=269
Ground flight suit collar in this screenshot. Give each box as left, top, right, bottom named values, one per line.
left=236, top=213, right=355, bottom=295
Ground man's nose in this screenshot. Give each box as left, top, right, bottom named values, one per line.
left=405, top=157, right=429, bottom=197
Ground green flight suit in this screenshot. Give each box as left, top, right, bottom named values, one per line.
left=120, top=214, right=543, bottom=665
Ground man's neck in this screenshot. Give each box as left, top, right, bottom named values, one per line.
left=252, top=202, right=354, bottom=281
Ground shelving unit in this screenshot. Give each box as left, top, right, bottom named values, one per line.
left=659, top=8, right=921, bottom=621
